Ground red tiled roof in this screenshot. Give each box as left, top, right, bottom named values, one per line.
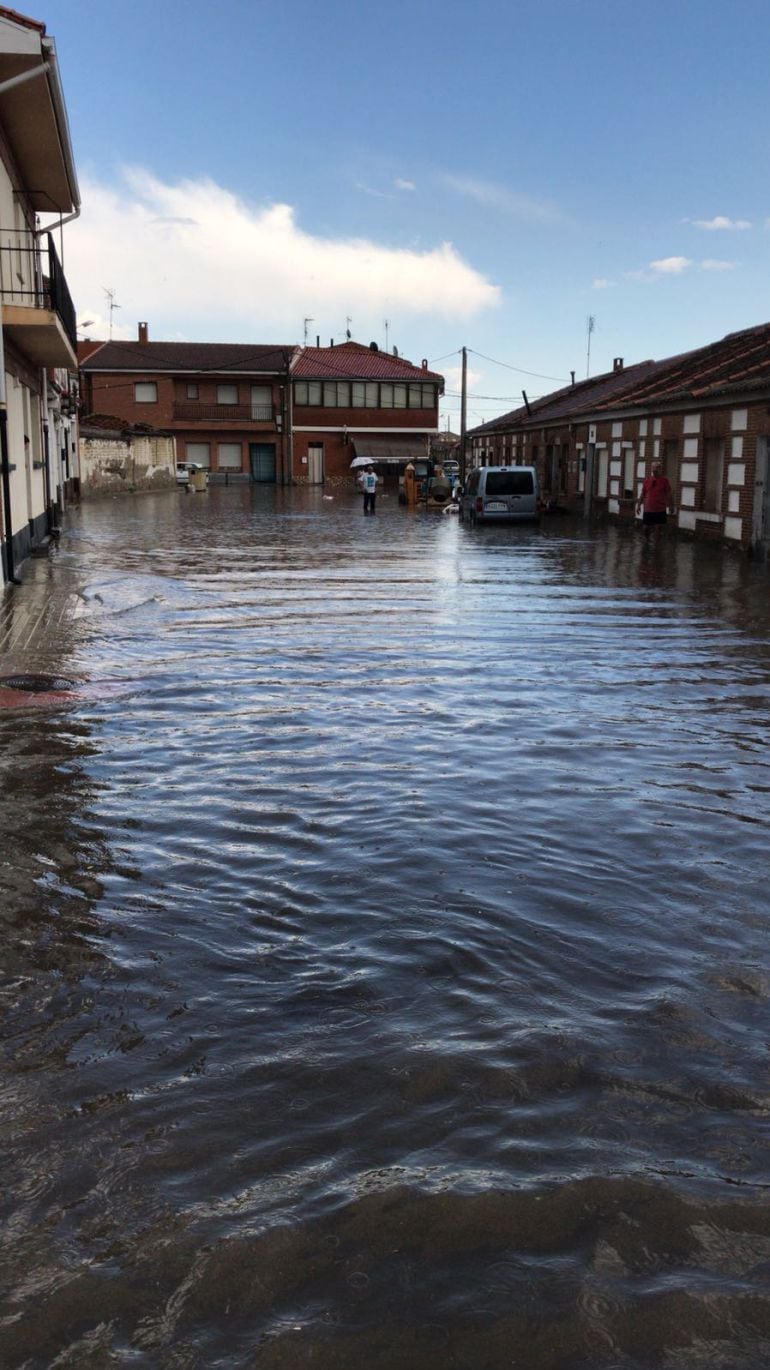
left=592, top=321, right=770, bottom=409
left=293, top=341, right=444, bottom=386
left=80, top=341, right=293, bottom=374
left=469, top=359, right=662, bottom=434
left=471, top=321, right=770, bottom=437
left=79, top=412, right=169, bottom=436
left=0, top=6, right=46, bottom=33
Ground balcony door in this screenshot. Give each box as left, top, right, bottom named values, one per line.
left=251, top=386, right=272, bottom=421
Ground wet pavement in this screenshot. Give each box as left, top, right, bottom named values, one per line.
left=2, top=485, right=770, bottom=1368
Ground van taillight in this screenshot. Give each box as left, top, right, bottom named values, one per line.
left=475, top=497, right=483, bottom=512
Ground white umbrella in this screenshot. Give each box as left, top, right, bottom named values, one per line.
left=349, top=455, right=372, bottom=469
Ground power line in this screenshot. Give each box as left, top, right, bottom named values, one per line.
left=467, top=348, right=569, bottom=383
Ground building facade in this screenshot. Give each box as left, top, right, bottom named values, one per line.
left=0, top=5, right=79, bottom=586
left=291, top=341, right=444, bottom=486
left=80, top=326, right=293, bottom=484
left=466, top=324, right=770, bottom=555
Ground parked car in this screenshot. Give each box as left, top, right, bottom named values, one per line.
left=458, top=465, right=539, bottom=525
left=177, top=461, right=204, bottom=485
left=441, top=459, right=460, bottom=481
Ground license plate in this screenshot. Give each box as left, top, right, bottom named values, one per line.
left=485, top=501, right=507, bottom=511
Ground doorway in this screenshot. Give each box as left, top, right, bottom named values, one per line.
left=307, top=443, right=324, bottom=485
left=753, top=437, right=770, bottom=558
left=249, top=443, right=276, bottom=483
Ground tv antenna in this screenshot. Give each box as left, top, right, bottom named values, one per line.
left=586, top=314, right=596, bottom=378
left=384, top=319, right=390, bottom=352
left=345, top=315, right=352, bottom=340
left=104, top=287, right=121, bottom=340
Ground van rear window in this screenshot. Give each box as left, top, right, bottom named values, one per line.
left=486, top=471, right=534, bottom=496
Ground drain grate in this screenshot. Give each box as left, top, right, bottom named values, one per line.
left=0, top=674, right=77, bottom=692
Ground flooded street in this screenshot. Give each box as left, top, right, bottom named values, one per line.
left=2, top=485, right=770, bottom=1369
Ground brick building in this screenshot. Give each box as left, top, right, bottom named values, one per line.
left=79, top=325, right=293, bottom=484
left=466, top=322, right=770, bottom=554
left=291, top=341, right=444, bottom=487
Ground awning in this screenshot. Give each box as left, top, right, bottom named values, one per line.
left=351, top=437, right=429, bottom=465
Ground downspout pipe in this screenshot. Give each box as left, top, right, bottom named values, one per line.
left=0, top=313, right=20, bottom=584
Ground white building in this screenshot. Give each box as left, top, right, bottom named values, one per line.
left=0, top=5, right=79, bottom=585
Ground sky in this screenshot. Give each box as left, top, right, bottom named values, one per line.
left=41, top=0, right=770, bottom=430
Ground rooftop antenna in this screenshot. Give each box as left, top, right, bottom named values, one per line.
left=303, top=316, right=314, bottom=346
left=384, top=319, right=390, bottom=353
left=345, top=315, right=352, bottom=340
left=103, top=287, right=121, bottom=340
left=586, top=314, right=596, bottom=378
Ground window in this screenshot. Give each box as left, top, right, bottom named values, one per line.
left=295, top=382, right=308, bottom=405
left=186, top=442, right=210, bottom=468
left=336, top=381, right=350, bottom=407
left=380, top=384, right=393, bottom=408
left=187, top=383, right=199, bottom=399
left=323, top=382, right=336, bottom=407
left=408, top=384, right=423, bottom=408
left=393, top=385, right=407, bottom=409
left=217, top=443, right=242, bottom=470
left=308, top=381, right=321, bottom=406
left=217, top=384, right=238, bottom=405
left=134, top=382, right=157, bottom=403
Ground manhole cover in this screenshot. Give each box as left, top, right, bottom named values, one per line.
left=0, top=674, right=77, bottom=692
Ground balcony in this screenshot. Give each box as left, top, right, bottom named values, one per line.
left=172, top=402, right=275, bottom=424
left=0, top=232, right=77, bottom=368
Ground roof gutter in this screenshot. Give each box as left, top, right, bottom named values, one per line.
left=39, top=36, right=80, bottom=220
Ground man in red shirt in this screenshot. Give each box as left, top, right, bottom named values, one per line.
left=636, top=459, right=674, bottom=541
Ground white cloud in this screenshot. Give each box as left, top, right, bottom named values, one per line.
left=439, top=173, right=562, bottom=223
left=354, top=180, right=394, bottom=199
left=700, top=258, right=737, bottom=271
left=65, top=169, right=500, bottom=342
left=394, top=178, right=416, bottom=191
left=592, top=277, right=613, bottom=289
left=692, top=215, right=751, bottom=230
left=649, top=256, right=692, bottom=275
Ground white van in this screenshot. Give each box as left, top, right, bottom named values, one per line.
left=459, top=466, right=539, bottom=525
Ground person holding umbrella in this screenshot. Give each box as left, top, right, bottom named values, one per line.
left=360, top=463, right=378, bottom=515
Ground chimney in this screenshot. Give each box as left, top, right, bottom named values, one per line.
left=138, top=321, right=148, bottom=344
left=316, top=335, right=320, bottom=348
left=421, top=359, right=428, bottom=370
left=613, top=357, right=624, bottom=372
left=369, top=341, right=378, bottom=351
left=570, top=370, right=575, bottom=386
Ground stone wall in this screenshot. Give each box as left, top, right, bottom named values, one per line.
left=79, top=434, right=177, bottom=497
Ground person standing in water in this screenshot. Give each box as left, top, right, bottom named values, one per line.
left=360, top=464, right=378, bottom=515
left=636, top=459, right=674, bottom=541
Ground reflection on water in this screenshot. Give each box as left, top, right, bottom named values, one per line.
left=2, top=488, right=770, bottom=1367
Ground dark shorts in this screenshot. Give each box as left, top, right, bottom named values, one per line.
left=643, top=511, right=667, bottom=526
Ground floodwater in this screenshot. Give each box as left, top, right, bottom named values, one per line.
left=2, top=486, right=770, bottom=1369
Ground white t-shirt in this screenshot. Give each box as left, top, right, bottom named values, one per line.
left=361, top=471, right=378, bottom=493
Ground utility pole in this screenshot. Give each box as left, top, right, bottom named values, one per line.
left=459, top=345, right=467, bottom=481
left=586, top=314, right=595, bottom=379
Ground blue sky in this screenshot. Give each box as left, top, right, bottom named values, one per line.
left=45, top=0, right=770, bottom=428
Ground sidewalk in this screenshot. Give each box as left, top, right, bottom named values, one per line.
left=0, top=550, right=85, bottom=672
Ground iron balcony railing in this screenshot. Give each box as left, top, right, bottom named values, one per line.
left=173, top=403, right=274, bottom=422
left=0, top=230, right=77, bottom=351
